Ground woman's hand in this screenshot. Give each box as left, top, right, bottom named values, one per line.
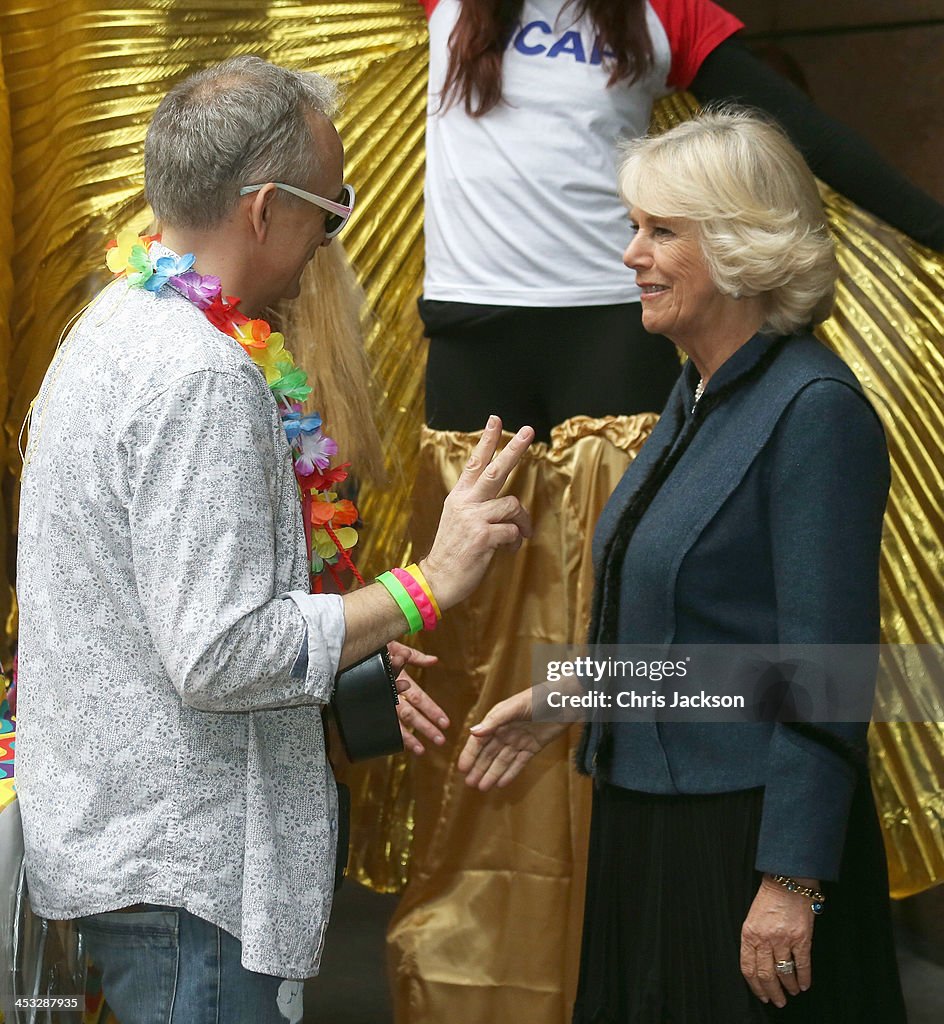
left=457, top=688, right=568, bottom=790
left=388, top=642, right=448, bottom=756
left=740, top=874, right=818, bottom=1007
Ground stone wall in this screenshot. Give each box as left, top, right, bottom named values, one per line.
left=724, top=1, right=944, bottom=204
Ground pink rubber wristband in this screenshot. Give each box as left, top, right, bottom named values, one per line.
left=392, top=568, right=438, bottom=631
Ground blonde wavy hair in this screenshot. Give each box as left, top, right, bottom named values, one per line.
left=617, top=107, right=839, bottom=334
left=276, top=242, right=386, bottom=485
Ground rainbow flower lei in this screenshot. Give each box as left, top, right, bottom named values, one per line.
left=106, top=229, right=361, bottom=590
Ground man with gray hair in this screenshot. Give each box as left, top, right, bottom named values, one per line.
left=15, top=56, right=533, bottom=1024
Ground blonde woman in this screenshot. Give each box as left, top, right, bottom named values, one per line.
left=461, top=110, right=904, bottom=1023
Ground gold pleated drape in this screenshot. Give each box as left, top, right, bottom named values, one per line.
left=387, top=418, right=654, bottom=1022
left=1, top=9, right=942, bottom=1011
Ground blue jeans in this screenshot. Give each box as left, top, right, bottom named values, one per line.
left=77, top=906, right=304, bottom=1024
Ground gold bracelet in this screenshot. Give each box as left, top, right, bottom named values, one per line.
left=769, top=874, right=826, bottom=915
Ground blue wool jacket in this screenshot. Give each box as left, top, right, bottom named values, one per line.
left=581, top=332, right=890, bottom=881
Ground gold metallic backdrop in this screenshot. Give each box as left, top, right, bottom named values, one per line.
left=0, top=2, right=941, bottom=921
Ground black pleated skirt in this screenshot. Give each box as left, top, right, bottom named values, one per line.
left=572, top=781, right=906, bottom=1024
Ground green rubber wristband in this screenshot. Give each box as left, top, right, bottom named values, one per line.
left=377, top=571, right=424, bottom=634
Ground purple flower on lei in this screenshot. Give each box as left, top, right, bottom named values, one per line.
left=282, top=410, right=336, bottom=473
left=170, top=270, right=222, bottom=309
left=295, top=429, right=339, bottom=475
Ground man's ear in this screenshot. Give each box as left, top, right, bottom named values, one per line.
left=245, top=184, right=278, bottom=244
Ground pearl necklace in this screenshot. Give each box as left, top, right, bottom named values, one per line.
left=692, top=377, right=706, bottom=413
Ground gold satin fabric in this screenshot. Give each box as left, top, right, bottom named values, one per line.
left=815, top=190, right=944, bottom=898
left=386, top=417, right=653, bottom=1021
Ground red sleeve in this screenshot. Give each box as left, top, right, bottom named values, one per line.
left=649, top=0, right=744, bottom=89
left=419, top=0, right=439, bottom=19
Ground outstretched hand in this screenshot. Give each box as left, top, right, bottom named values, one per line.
left=458, top=687, right=567, bottom=790
left=421, top=416, right=534, bottom=612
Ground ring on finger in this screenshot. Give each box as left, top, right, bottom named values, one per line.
left=775, top=959, right=796, bottom=975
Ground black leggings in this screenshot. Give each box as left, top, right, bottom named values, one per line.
left=421, top=299, right=680, bottom=441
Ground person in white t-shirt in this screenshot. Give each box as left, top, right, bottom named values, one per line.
left=419, top=0, right=944, bottom=438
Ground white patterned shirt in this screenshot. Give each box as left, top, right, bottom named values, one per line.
left=16, top=270, right=346, bottom=979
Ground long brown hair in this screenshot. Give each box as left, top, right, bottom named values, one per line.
left=440, top=0, right=654, bottom=117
